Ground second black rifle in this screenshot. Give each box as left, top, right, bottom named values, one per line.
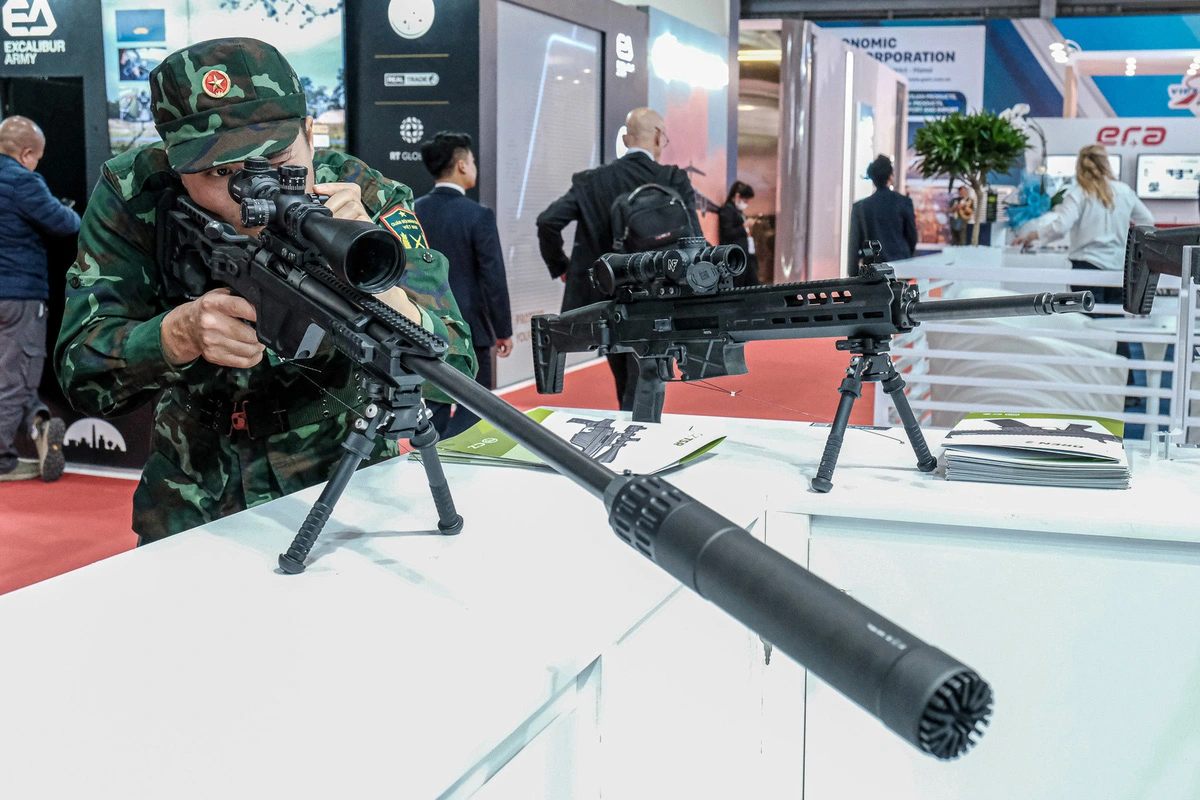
left=531, top=239, right=1094, bottom=491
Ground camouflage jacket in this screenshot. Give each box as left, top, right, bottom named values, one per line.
left=56, top=144, right=476, bottom=542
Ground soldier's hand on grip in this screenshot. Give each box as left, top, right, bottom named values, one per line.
left=162, top=288, right=266, bottom=368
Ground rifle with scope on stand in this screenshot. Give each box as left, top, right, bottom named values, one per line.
left=531, top=239, right=1095, bottom=492
left=161, top=161, right=994, bottom=760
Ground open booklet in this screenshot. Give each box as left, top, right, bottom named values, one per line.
left=940, top=413, right=1130, bottom=490
left=418, top=408, right=725, bottom=475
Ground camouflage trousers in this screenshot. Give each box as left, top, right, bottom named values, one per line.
left=133, top=396, right=398, bottom=544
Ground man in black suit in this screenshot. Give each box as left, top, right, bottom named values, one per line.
left=414, top=131, right=512, bottom=436
left=536, top=107, right=700, bottom=410
left=847, top=155, right=918, bottom=276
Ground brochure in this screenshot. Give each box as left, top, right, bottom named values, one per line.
left=419, top=408, right=725, bottom=475
left=940, top=413, right=1129, bottom=489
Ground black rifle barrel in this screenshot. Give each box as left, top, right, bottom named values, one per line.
left=406, top=355, right=993, bottom=759
left=906, top=291, right=1093, bottom=323
left=906, top=290, right=1093, bottom=323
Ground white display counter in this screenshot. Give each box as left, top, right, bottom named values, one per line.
left=0, top=413, right=1197, bottom=799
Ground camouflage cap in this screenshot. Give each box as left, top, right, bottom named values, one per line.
left=149, top=37, right=307, bottom=174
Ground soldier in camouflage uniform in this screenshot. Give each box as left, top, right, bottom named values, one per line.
left=56, top=38, right=477, bottom=544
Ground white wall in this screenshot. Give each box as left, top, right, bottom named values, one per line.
left=614, top=0, right=729, bottom=38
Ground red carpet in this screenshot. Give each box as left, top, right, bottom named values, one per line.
left=0, top=338, right=871, bottom=596
left=0, top=473, right=137, bottom=595
left=501, top=339, right=876, bottom=425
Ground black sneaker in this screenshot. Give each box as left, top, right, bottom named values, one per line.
left=35, top=417, right=66, bottom=483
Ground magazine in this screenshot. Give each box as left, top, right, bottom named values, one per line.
left=419, top=408, right=725, bottom=475
left=940, top=413, right=1129, bottom=490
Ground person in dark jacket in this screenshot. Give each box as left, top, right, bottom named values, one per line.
left=847, top=155, right=918, bottom=276
left=0, top=116, right=79, bottom=482
left=415, top=131, right=512, bottom=436
left=718, top=180, right=759, bottom=288
left=536, top=107, right=701, bottom=410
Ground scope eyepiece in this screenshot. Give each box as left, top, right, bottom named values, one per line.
left=226, top=161, right=406, bottom=294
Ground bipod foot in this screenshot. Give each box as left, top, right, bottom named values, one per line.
left=410, top=415, right=464, bottom=536
left=279, top=418, right=377, bottom=574
left=812, top=361, right=866, bottom=494
left=880, top=365, right=937, bottom=473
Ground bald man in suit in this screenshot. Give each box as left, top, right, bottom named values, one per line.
left=536, top=108, right=700, bottom=410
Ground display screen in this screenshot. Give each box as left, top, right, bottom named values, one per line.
left=493, top=1, right=602, bottom=387
left=1045, top=154, right=1121, bottom=183
left=1136, top=155, right=1200, bottom=200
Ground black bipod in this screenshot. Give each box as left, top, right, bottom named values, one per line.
left=810, top=336, right=937, bottom=493
left=278, top=381, right=463, bottom=574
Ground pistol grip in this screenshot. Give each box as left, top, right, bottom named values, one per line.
left=531, top=315, right=566, bottom=394
left=631, top=356, right=669, bottom=424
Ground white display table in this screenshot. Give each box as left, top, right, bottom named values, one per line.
left=1, top=413, right=1197, bottom=799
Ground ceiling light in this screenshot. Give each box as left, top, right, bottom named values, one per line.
left=583, top=68, right=591, bottom=74
left=555, top=75, right=562, bottom=81
left=1189, top=68, right=1197, bottom=76
left=738, top=49, right=782, bottom=63
left=1049, top=43, right=1064, bottom=51
left=573, top=79, right=580, bottom=84
left=1126, top=57, right=1137, bottom=64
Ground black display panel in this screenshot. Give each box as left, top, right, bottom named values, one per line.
left=346, top=0, right=481, bottom=201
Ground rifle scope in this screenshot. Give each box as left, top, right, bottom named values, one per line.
left=228, top=156, right=405, bottom=294
left=905, top=291, right=1093, bottom=324
left=593, top=237, right=746, bottom=297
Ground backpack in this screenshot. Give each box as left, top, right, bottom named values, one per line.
left=610, top=183, right=693, bottom=253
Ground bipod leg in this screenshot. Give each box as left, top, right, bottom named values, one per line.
left=409, top=414, right=465, bottom=535
left=881, top=359, right=937, bottom=473
left=279, top=424, right=378, bottom=574
left=811, top=361, right=864, bottom=493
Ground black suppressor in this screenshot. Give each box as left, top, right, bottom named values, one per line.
left=606, top=475, right=993, bottom=760
left=905, top=291, right=1093, bottom=324
left=593, top=236, right=746, bottom=298
left=228, top=156, right=405, bottom=294
left=408, top=356, right=994, bottom=760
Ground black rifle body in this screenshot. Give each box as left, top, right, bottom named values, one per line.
left=532, top=264, right=1091, bottom=422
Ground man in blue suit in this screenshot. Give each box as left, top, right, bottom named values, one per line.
left=414, top=132, right=513, bottom=437
left=847, top=155, right=918, bottom=276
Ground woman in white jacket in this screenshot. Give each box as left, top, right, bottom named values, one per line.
left=1013, top=144, right=1154, bottom=306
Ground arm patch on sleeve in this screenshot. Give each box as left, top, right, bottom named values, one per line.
left=379, top=204, right=429, bottom=249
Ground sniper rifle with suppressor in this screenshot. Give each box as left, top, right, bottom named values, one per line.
left=159, top=164, right=994, bottom=760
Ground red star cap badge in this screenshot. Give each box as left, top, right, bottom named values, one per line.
left=202, top=69, right=231, bottom=99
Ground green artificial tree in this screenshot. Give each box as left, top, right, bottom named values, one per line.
left=913, top=110, right=1030, bottom=246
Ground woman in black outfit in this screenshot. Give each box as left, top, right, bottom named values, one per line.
left=718, top=180, right=759, bottom=287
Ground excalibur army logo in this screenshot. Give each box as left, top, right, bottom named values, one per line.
left=3, top=0, right=67, bottom=66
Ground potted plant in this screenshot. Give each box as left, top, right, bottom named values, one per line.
left=913, top=110, right=1030, bottom=245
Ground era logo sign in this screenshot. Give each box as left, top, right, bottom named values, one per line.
left=2, top=0, right=57, bottom=36
left=1096, top=126, right=1166, bottom=147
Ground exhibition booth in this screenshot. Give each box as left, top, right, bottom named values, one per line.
left=2, top=2, right=1200, bottom=799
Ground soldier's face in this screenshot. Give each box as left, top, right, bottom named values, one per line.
left=179, top=124, right=315, bottom=236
